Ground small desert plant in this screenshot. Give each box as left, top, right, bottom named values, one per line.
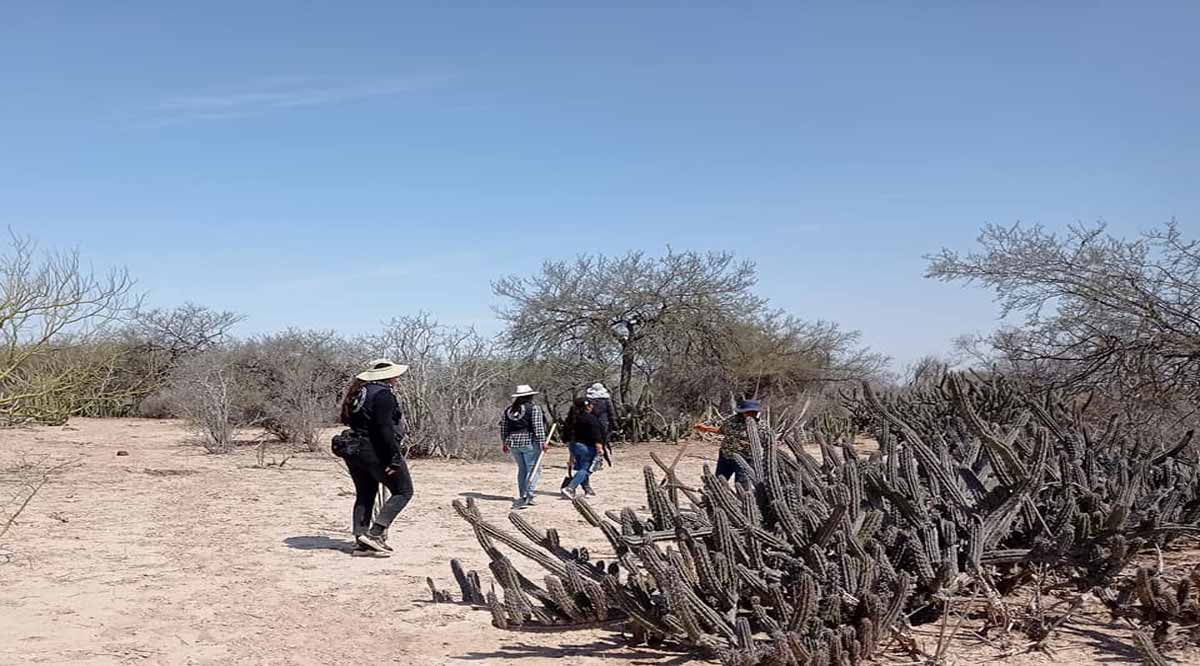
left=1, top=455, right=76, bottom=544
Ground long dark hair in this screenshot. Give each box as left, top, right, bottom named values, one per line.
left=339, top=378, right=367, bottom=426
left=509, top=394, right=533, bottom=413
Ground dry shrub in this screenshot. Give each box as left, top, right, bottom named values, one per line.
left=0, top=233, right=138, bottom=425
left=164, top=350, right=252, bottom=453
left=361, top=313, right=509, bottom=459
left=236, top=330, right=353, bottom=452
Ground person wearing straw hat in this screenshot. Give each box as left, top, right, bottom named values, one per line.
left=336, top=359, right=414, bottom=556
left=500, top=384, right=548, bottom=509
left=694, top=398, right=768, bottom=485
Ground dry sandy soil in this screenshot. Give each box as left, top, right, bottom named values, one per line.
left=1, top=418, right=1197, bottom=665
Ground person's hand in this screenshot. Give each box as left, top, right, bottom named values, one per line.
left=596, top=445, right=605, bottom=458
left=541, top=441, right=549, bottom=452
left=502, top=444, right=510, bottom=454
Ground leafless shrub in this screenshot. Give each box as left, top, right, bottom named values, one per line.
left=361, top=313, right=509, bottom=459
left=236, top=329, right=353, bottom=451
left=1, top=455, right=76, bottom=545
left=165, top=350, right=252, bottom=453
left=116, top=303, right=244, bottom=414
left=927, top=221, right=1200, bottom=432
left=901, top=354, right=954, bottom=388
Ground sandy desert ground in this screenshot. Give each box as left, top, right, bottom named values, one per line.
left=1, top=418, right=1197, bottom=665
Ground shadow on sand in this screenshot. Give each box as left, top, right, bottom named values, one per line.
left=455, top=635, right=695, bottom=665
left=283, top=535, right=356, bottom=553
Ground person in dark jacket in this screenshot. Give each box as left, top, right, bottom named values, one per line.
left=585, top=382, right=619, bottom=445
left=580, top=382, right=618, bottom=496
left=561, top=398, right=605, bottom=499
left=338, top=359, right=414, bottom=556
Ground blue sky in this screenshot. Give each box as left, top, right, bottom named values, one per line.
left=2, top=3, right=1197, bottom=366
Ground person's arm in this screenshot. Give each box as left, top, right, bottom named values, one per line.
left=368, top=389, right=401, bottom=468
left=532, top=405, right=548, bottom=451
left=591, top=415, right=605, bottom=453
left=694, top=423, right=720, bottom=434
left=499, top=411, right=511, bottom=452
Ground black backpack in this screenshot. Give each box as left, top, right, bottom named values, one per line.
left=503, top=404, right=535, bottom=434
left=331, top=429, right=368, bottom=459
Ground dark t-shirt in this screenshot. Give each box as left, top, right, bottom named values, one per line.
left=572, top=411, right=605, bottom=448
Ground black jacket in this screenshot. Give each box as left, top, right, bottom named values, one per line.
left=348, top=383, right=405, bottom=466
left=571, top=411, right=605, bottom=448
left=590, top=397, right=618, bottom=442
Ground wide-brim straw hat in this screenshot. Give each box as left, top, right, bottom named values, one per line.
left=511, top=384, right=539, bottom=398
left=356, top=359, right=410, bottom=382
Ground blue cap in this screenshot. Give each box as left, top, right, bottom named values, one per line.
left=735, top=399, right=762, bottom=413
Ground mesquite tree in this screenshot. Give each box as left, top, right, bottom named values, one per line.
left=927, top=222, right=1200, bottom=421
left=493, top=250, right=762, bottom=438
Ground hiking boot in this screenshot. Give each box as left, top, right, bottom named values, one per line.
left=357, top=532, right=389, bottom=553
left=524, top=496, right=537, bottom=506
left=560, top=486, right=575, bottom=500
left=351, top=543, right=388, bottom=558
left=583, top=486, right=597, bottom=497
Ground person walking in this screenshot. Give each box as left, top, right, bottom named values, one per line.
left=695, top=398, right=769, bottom=485
left=580, top=382, right=618, bottom=496
left=500, top=384, right=549, bottom=509
left=585, top=382, right=619, bottom=445
left=561, top=398, right=605, bottom=499
left=336, top=359, right=415, bottom=556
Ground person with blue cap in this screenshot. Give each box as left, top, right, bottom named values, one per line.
left=695, top=397, right=769, bottom=485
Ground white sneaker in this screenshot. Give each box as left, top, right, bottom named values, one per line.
left=560, top=487, right=575, bottom=500
left=357, top=533, right=389, bottom=553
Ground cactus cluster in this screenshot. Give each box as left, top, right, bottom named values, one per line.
left=446, top=372, right=1200, bottom=664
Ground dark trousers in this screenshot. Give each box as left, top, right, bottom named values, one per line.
left=347, top=453, right=413, bottom=536
left=715, top=451, right=747, bottom=485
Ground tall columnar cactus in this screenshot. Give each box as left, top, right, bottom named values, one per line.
left=447, top=373, right=1200, bottom=664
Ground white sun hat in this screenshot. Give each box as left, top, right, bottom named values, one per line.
left=356, top=358, right=410, bottom=382
left=511, top=384, right=539, bottom=398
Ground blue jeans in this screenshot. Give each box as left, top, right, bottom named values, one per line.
left=567, top=442, right=597, bottom=491
left=511, top=447, right=542, bottom=499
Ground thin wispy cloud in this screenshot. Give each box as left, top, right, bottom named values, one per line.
left=141, top=75, right=448, bottom=127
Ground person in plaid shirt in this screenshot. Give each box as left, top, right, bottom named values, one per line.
left=500, top=384, right=548, bottom=508
left=695, top=398, right=767, bottom=485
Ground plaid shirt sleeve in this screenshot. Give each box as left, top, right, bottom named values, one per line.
left=499, top=410, right=512, bottom=443
left=531, top=405, right=547, bottom=447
